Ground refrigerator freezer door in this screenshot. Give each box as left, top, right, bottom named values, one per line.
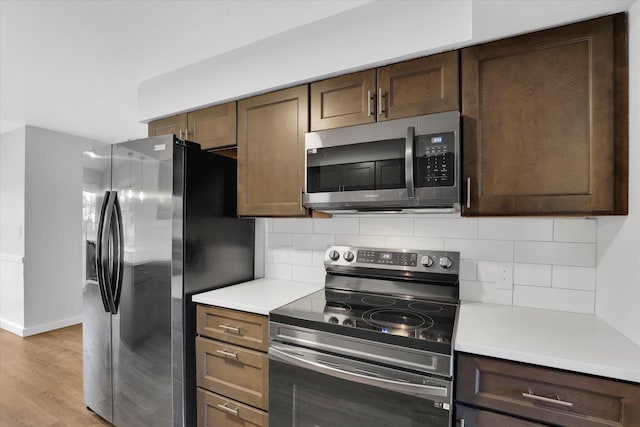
left=110, top=138, right=173, bottom=426
left=83, top=144, right=114, bottom=422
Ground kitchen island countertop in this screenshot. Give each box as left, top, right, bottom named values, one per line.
left=192, top=278, right=324, bottom=315
left=455, top=302, right=640, bottom=383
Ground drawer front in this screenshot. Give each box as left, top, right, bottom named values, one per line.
left=196, top=337, right=269, bottom=410
left=197, top=305, right=268, bottom=351
left=456, top=353, right=640, bottom=427
left=197, top=388, right=268, bottom=427
left=456, top=404, right=547, bottom=427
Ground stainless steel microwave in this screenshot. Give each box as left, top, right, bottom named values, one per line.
left=303, top=111, right=460, bottom=213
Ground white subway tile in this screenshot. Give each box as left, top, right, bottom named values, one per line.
left=265, top=263, right=291, bottom=280
left=312, top=250, right=326, bottom=267
left=552, top=266, right=596, bottom=291
left=477, top=261, right=499, bottom=282
left=478, top=218, right=553, bottom=241
left=514, top=263, right=552, bottom=287
left=268, top=233, right=292, bottom=248
left=360, top=218, right=414, bottom=236
left=553, top=219, right=597, bottom=243
left=313, top=217, right=359, bottom=235
left=289, top=250, right=313, bottom=266
left=513, top=285, right=595, bottom=314
left=270, top=248, right=291, bottom=263
left=414, top=218, right=478, bottom=239
left=292, top=234, right=335, bottom=251
left=334, top=234, right=386, bottom=247
left=515, top=242, right=596, bottom=267
left=291, top=265, right=326, bottom=284
left=266, top=219, right=273, bottom=233
left=459, top=260, right=477, bottom=281
left=271, top=218, right=313, bottom=234
left=444, top=239, right=514, bottom=262
left=385, top=236, right=444, bottom=251
left=460, top=280, right=513, bottom=305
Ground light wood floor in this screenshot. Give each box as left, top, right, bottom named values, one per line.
left=0, top=324, right=111, bottom=426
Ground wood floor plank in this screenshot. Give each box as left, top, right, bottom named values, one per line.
left=0, top=325, right=111, bottom=426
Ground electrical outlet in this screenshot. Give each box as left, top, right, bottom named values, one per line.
left=496, top=264, right=513, bottom=290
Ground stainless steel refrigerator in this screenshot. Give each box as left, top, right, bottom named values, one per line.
left=81, top=135, right=254, bottom=426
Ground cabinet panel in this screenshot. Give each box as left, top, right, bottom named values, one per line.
left=462, top=14, right=627, bottom=215
left=310, top=70, right=376, bottom=131
left=456, top=404, right=547, bottom=427
left=378, top=51, right=459, bottom=121
left=196, top=305, right=268, bottom=352
left=197, top=388, right=268, bottom=427
left=196, top=337, right=269, bottom=410
left=148, top=114, right=187, bottom=138
left=188, top=102, right=237, bottom=150
left=456, top=353, right=640, bottom=427
left=237, top=85, right=308, bottom=216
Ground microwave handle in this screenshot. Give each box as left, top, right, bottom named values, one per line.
left=405, top=126, right=415, bottom=198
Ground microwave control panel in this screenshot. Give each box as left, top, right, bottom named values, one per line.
left=415, top=131, right=455, bottom=187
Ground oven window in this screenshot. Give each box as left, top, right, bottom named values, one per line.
left=269, top=359, right=449, bottom=427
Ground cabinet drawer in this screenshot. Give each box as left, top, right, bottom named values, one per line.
left=196, top=337, right=269, bottom=410
left=197, top=388, right=268, bottom=427
left=456, top=353, right=640, bottom=427
left=196, top=305, right=268, bottom=351
left=456, top=404, right=547, bottom=427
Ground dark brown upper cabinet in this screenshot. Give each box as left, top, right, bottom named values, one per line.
left=148, top=113, right=187, bottom=139
left=148, top=101, right=237, bottom=150
left=461, top=13, right=628, bottom=216
left=310, top=51, right=459, bottom=131
left=237, top=85, right=309, bottom=217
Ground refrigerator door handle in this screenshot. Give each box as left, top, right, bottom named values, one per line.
left=101, top=191, right=117, bottom=314
left=95, top=191, right=112, bottom=313
left=110, top=192, right=124, bottom=314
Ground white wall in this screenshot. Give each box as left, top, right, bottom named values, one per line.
left=264, top=216, right=599, bottom=315
left=138, top=0, right=633, bottom=122
left=596, top=1, right=640, bottom=346
left=22, top=126, right=94, bottom=335
left=0, top=126, right=26, bottom=333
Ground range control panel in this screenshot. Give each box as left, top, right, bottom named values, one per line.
left=356, top=250, right=417, bottom=267
left=325, top=245, right=460, bottom=275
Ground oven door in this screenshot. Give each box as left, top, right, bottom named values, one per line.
left=269, top=342, right=452, bottom=427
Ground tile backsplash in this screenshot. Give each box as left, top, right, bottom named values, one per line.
left=264, top=215, right=598, bottom=314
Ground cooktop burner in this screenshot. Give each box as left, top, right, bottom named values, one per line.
left=270, top=288, right=457, bottom=354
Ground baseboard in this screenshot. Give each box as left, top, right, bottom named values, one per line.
left=0, top=319, right=25, bottom=337
left=2, top=316, right=83, bottom=337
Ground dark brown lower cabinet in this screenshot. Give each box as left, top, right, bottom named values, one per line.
left=456, top=404, right=547, bottom=427
left=456, top=353, right=640, bottom=427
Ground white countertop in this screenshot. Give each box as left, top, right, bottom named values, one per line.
left=191, top=278, right=324, bottom=315
left=455, top=302, right=640, bottom=383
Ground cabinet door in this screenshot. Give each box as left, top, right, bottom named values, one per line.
left=237, top=85, right=308, bottom=216
left=462, top=14, right=627, bottom=215
left=148, top=113, right=187, bottom=138
left=377, top=51, right=459, bottom=122
left=187, top=102, right=236, bottom=150
left=310, top=70, right=376, bottom=131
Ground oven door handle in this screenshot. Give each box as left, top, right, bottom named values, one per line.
left=269, top=345, right=449, bottom=400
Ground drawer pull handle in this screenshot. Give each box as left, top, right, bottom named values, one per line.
left=522, top=391, right=573, bottom=408
left=216, top=349, right=239, bottom=359
left=216, top=402, right=239, bottom=416
left=219, top=324, right=241, bottom=334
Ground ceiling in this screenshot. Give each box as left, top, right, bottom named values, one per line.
left=0, top=0, right=371, bottom=143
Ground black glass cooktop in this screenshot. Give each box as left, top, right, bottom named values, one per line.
left=270, top=289, right=458, bottom=355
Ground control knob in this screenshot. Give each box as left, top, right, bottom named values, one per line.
left=343, top=251, right=355, bottom=262
left=420, top=255, right=434, bottom=268
left=439, top=256, right=453, bottom=269
left=328, top=250, right=340, bottom=261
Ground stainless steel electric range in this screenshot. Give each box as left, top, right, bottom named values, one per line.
left=269, top=245, right=460, bottom=427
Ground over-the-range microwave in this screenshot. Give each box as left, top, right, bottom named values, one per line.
left=303, top=110, right=460, bottom=214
